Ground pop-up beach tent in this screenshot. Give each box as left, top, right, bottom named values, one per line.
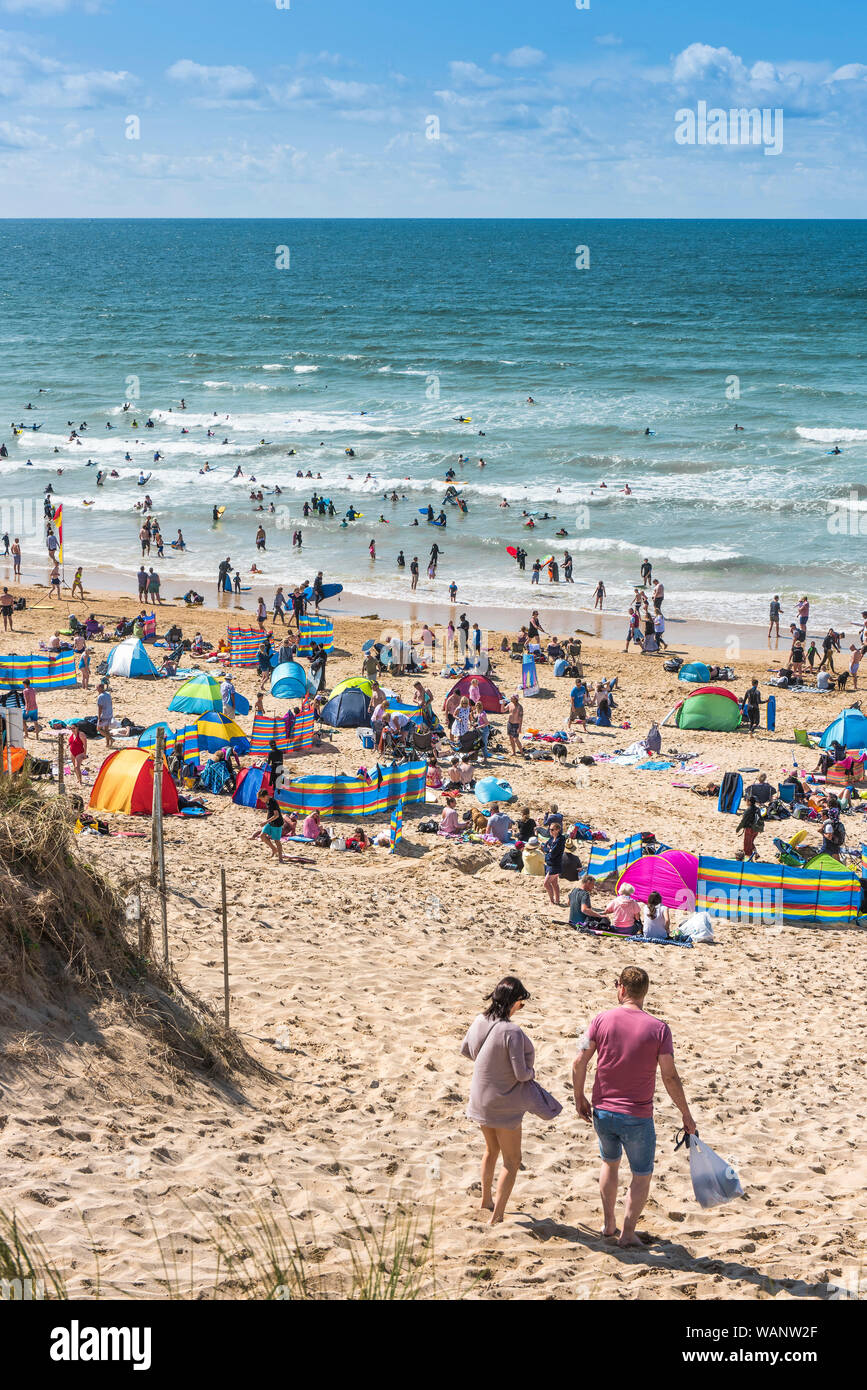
left=319, top=688, right=371, bottom=728
left=444, top=673, right=503, bottom=713
left=678, top=662, right=711, bottom=684
left=106, top=637, right=161, bottom=678
left=666, top=685, right=742, bottom=732
left=89, top=748, right=179, bottom=816
left=618, top=849, right=699, bottom=909
left=271, top=661, right=312, bottom=701
left=169, top=671, right=224, bottom=715
left=819, top=708, right=867, bottom=750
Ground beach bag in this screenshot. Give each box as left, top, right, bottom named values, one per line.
left=677, top=1130, right=744, bottom=1209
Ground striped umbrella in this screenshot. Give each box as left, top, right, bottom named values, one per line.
left=168, top=671, right=224, bottom=715
left=178, top=713, right=250, bottom=763
left=137, top=721, right=178, bottom=754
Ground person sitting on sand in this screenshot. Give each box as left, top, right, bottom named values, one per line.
left=568, top=875, right=610, bottom=929
left=461, top=976, right=562, bottom=1226
left=572, top=966, right=696, bottom=1247
left=302, top=808, right=321, bottom=841
left=438, top=798, right=461, bottom=837
left=601, top=881, right=641, bottom=935
left=642, top=891, right=670, bottom=940
left=426, top=756, right=444, bottom=790
left=485, top=803, right=513, bottom=844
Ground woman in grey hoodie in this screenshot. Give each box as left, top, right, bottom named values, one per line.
left=461, top=977, right=562, bottom=1224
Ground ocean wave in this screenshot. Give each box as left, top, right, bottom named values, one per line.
left=795, top=426, right=867, bottom=443
left=293, top=365, right=319, bottom=373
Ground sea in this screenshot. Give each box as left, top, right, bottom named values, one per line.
left=0, top=219, right=864, bottom=627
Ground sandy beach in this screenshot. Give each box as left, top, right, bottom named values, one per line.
left=2, top=580, right=865, bottom=1301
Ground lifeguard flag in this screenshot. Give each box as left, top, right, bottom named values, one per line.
left=52, top=504, right=63, bottom=563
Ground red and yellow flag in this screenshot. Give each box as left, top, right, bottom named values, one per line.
left=51, top=504, right=63, bottom=563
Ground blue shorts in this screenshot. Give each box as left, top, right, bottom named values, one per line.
left=23, top=709, right=38, bottom=723
left=593, top=1108, right=656, bottom=1175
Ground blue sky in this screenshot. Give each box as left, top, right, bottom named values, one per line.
left=0, top=0, right=864, bottom=215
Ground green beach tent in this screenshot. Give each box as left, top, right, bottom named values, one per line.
left=673, top=685, right=742, bottom=732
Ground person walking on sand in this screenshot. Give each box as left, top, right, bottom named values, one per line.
left=572, top=965, right=696, bottom=1247
left=261, top=796, right=285, bottom=863
left=67, top=724, right=87, bottom=785
left=461, top=977, right=562, bottom=1225
left=0, top=587, right=13, bottom=631
left=71, top=566, right=85, bottom=600
left=96, top=681, right=114, bottom=748
left=22, top=679, right=41, bottom=739
left=742, top=678, right=762, bottom=736
left=506, top=693, right=524, bottom=755
left=736, top=794, right=763, bottom=860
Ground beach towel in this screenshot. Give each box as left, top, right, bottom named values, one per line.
left=717, top=771, right=743, bottom=814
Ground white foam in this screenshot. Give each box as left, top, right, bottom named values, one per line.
left=796, top=426, right=867, bottom=443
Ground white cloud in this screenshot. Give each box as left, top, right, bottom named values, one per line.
left=827, top=64, right=867, bottom=83
left=448, top=60, right=500, bottom=88
left=26, top=69, right=135, bottom=107
left=595, top=34, right=623, bottom=47
left=0, top=118, right=46, bottom=146
left=166, top=59, right=258, bottom=101
left=494, top=47, right=545, bottom=69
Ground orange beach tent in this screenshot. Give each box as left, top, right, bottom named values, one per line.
left=89, top=748, right=180, bottom=816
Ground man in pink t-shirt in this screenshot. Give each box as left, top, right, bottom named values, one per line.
left=572, top=965, right=696, bottom=1247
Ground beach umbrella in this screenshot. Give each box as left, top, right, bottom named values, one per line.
left=270, top=661, right=309, bottom=701
left=169, top=671, right=224, bottom=715
left=137, top=721, right=178, bottom=754
left=178, top=713, right=250, bottom=763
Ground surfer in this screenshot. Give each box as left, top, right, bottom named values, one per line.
left=830, top=446, right=842, bottom=455
left=212, top=506, right=221, bottom=522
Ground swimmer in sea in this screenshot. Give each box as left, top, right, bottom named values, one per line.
left=623, top=484, right=632, bottom=495
left=500, top=498, right=509, bottom=508
left=526, top=396, right=535, bottom=405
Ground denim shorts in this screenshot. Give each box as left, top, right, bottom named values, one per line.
left=593, top=1108, right=656, bottom=1175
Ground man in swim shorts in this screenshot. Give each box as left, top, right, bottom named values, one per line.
left=573, top=965, right=696, bottom=1247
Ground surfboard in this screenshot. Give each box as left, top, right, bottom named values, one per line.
left=302, top=583, right=343, bottom=601
left=452, top=417, right=472, bottom=423
left=215, top=505, right=226, bottom=518
left=767, top=694, right=776, bottom=732
left=506, top=546, right=518, bottom=558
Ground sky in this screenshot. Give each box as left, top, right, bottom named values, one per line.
left=0, top=0, right=865, bottom=216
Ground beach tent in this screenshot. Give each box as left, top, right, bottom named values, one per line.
left=679, top=662, right=711, bottom=684
left=819, top=708, right=867, bottom=751
left=319, top=688, right=371, bottom=729
left=106, top=637, right=161, bottom=679
left=176, top=713, right=250, bottom=763
left=618, top=849, right=699, bottom=909
left=271, top=661, right=310, bottom=701
left=475, top=776, right=515, bottom=806
left=89, top=748, right=179, bottom=816
left=232, top=765, right=270, bottom=808
left=330, top=677, right=373, bottom=699
left=696, top=855, right=861, bottom=925
left=803, top=852, right=858, bottom=877
left=169, top=671, right=223, bottom=715
left=137, top=721, right=178, bottom=754
left=444, top=673, right=503, bottom=714
left=671, top=686, right=742, bottom=732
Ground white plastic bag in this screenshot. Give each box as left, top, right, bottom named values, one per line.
left=679, top=911, right=716, bottom=943
left=686, top=1133, right=744, bottom=1208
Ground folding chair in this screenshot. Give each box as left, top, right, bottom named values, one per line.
left=777, top=782, right=796, bottom=804
left=793, top=729, right=815, bottom=748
